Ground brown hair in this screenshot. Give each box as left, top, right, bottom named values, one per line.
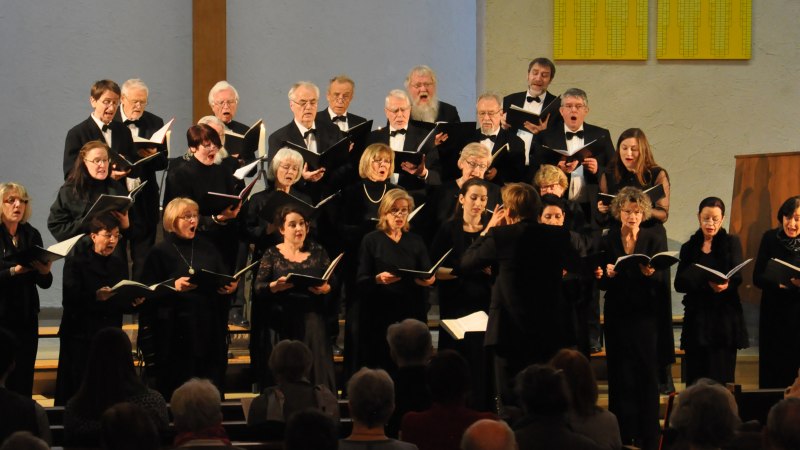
left=549, top=349, right=600, bottom=417
left=613, top=128, right=661, bottom=187
left=501, top=183, right=540, bottom=221
left=90, top=79, right=121, bottom=100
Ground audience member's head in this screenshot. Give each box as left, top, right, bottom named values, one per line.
left=670, top=380, right=740, bottom=449
left=0, top=431, right=48, bottom=450
left=101, top=402, right=160, bottom=450
left=427, top=350, right=471, bottom=405
left=0, top=327, right=17, bottom=384
left=765, top=398, right=800, bottom=450
left=269, top=339, right=313, bottom=384
left=461, top=419, right=517, bottom=450
left=347, top=368, right=395, bottom=429
left=284, top=409, right=339, bottom=450
left=516, top=364, right=569, bottom=418
left=170, top=378, right=223, bottom=434
left=387, top=318, right=433, bottom=367
left=549, top=349, right=600, bottom=417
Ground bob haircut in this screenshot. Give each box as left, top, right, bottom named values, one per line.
left=777, top=195, right=800, bottom=223
left=533, top=164, right=569, bottom=192
left=501, top=183, right=540, bottom=221
left=0, top=182, right=32, bottom=223
left=347, top=368, right=395, bottom=428
left=458, top=142, right=491, bottom=166
left=613, top=128, right=661, bottom=187
left=359, top=143, right=395, bottom=179
left=163, top=197, right=199, bottom=233
left=268, top=339, right=313, bottom=383
left=186, top=124, right=222, bottom=150
left=91, top=79, right=121, bottom=100
left=610, top=186, right=653, bottom=221
left=376, top=189, right=414, bottom=233
left=268, top=148, right=304, bottom=184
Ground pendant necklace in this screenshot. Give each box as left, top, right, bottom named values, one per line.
left=363, top=182, right=387, bottom=204
left=173, top=240, right=195, bottom=275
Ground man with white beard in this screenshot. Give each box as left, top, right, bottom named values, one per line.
left=404, top=65, right=461, bottom=123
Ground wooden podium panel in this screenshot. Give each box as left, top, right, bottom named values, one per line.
left=729, top=151, right=800, bottom=304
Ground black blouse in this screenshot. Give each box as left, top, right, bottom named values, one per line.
left=0, top=222, right=53, bottom=325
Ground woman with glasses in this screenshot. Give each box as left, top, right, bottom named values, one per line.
left=330, top=144, right=399, bottom=375
left=674, top=197, right=748, bottom=386
left=48, top=140, right=130, bottom=243
left=431, top=143, right=500, bottom=231
left=0, top=182, right=53, bottom=397
left=595, top=187, right=665, bottom=450
left=164, top=124, right=242, bottom=274
left=254, top=206, right=336, bottom=391
left=138, top=197, right=238, bottom=397
left=356, top=188, right=435, bottom=370
left=56, top=214, right=132, bottom=406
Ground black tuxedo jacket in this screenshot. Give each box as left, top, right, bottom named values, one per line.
left=436, top=101, right=461, bottom=123
left=466, top=128, right=527, bottom=184
left=532, top=122, right=614, bottom=188
left=316, top=109, right=367, bottom=130
left=503, top=90, right=562, bottom=131
left=63, top=116, right=136, bottom=179
left=226, top=119, right=250, bottom=135
left=113, top=110, right=168, bottom=234
left=267, top=120, right=343, bottom=162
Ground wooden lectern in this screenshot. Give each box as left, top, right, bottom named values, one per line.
left=729, top=151, right=800, bottom=304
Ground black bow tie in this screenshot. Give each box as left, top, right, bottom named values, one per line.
left=101, top=124, right=109, bottom=132
left=527, top=95, right=541, bottom=103
left=566, top=130, right=584, bottom=140
left=331, top=115, right=346, bottom=123
left=303, top=129, right=316, bottom=139
left=123, top=119, right=140, bottom=127
left=480, top=134, right=497, bottom=142
left=390, top=129, right=407, bottom=137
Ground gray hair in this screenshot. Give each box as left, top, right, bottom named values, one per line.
left=170, top=378, right=223, bottom=432
left=347, top=368, right=394, bottom=428
left=197, top=115, right=226, bottom=130
left=476, top=92, right=502, bottom=108
left=288, top=81, right=320, bottom=101
left=208, top=80, right=239, bottom=105
left=404, top=65, right=438, bottom=88
left=121, top=78, right=149, bottom=97
left=386, top=319, right=432, bottom=365
left=385, top=89, right=411, bottom=109
left=461, top=419, right=516, bottom=450
left=561, top=88, right=588, bottom=106
left=766, top=398, right=800, bottom=450
left=268, top=148, right=304, bottom=183
left=670, top=381, right=740, bottom=448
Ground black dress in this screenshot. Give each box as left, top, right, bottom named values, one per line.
left=356, top=230, right=431, bottom=370
left=254, top=241, right=336, bottom=391
left=138, top=233, right=231, bottom=397
left=0, top=222, right=53, bottom=396
left=55, top=238, right=130, bottom=405
left=47, top=177, right=128, bottom=242
left=752, top=227, right=800, bottom=388
left=674, top=229, right=749, bottom=385
left=598, top=227, right=665, bottom=450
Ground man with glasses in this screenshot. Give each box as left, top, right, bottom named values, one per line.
left=405, top=65, right=460, bottom=124
left=63, top=79, right=135, bottom=180
left=113, top=78, right=168, bottom=280
left=208, top=80, right=249, bottom=135
left=466, top=93, right=525, bottom=185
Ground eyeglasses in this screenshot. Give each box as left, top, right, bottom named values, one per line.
left=477, top=110, right=501, bottom=117
left=561, top=103, right=586, bottom=110
left=200, top=143, right=219, bottom=150
left=291, top=98, right=318, bottom=109
left=125, top=97, right=148, bottom=107
left=621, top=209, right=643, bottom=216
left=371, top=159, right=391, bottom=167
left=213, top=100, right=237, bottom=107
left=3, top=197, right=28, bottom=205
left=388, top=208, right=410, bottom=216
left=278, top=164, right=300, bottom=173
left=84, top=158, right=110, bottom=166
left=386, top=106, right=410, bottom=114
left=178, top=214, right=199, bottom=221
left=464, top=160, right=488, bottom=171
left=97, top=232, right=121, bottom=240
left=700, top=216, right=722, bottom=225
left=540, top=183, right=561, bottom=192
left=100, top=99, right=119, bottom=108
left=410, top=82, right=434, bottom=89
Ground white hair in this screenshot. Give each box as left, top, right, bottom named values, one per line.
left=208, top=80, right=239, bottom=105
left=288, top=81, right=320, bottom=101
left=121, top=78, right=149, bottom=97
left=384, top=89, right=410, bottom=108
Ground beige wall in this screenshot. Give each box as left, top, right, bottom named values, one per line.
left=481, top=0, right=800, bottom=248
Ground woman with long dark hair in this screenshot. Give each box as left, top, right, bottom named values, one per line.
left=674, top=197, right=748, bottom=385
